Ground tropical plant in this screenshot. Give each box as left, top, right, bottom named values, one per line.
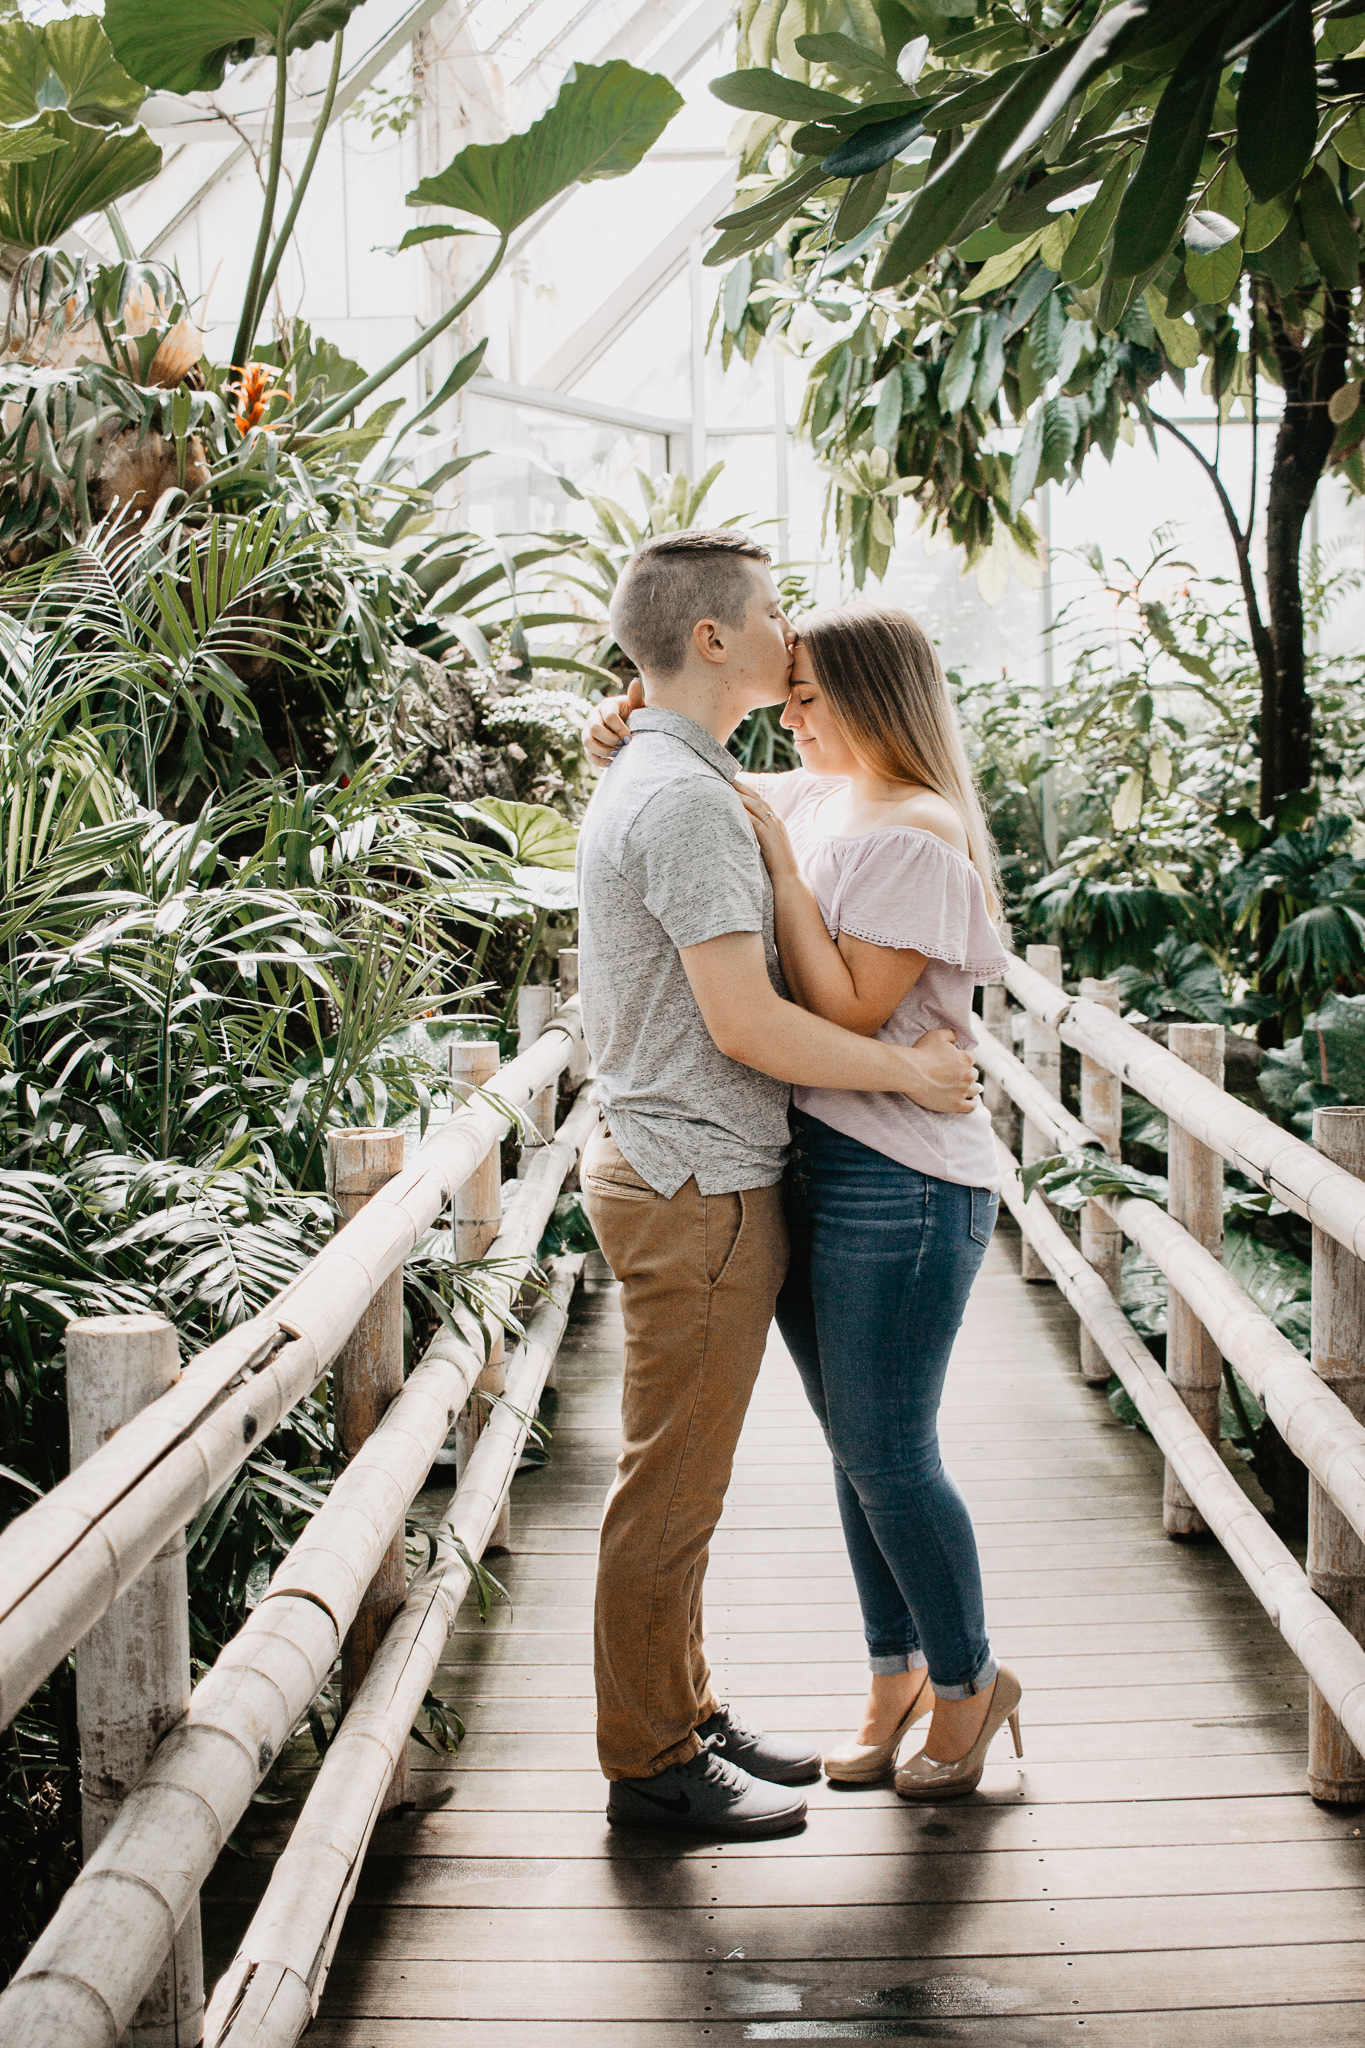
left=962, top=534, right=1365, bottom=992
left=703, top=0, right=1365, bottom=836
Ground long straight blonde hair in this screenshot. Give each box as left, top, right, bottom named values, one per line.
left=800, top=602, right=1002, bottom=920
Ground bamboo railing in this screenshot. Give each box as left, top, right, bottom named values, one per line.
left=0, top=961, right=593, bottom=2048
left=984, top=948, right=1365, bottom=1804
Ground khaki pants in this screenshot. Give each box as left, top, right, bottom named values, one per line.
left=580, top=1124, right=788, bottom=1781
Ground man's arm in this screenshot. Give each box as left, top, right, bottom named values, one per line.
left=679, top=931, right=978, bottom=1113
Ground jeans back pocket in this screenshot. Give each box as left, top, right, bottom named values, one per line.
left=970, top=1187, right=1000, bottom=1247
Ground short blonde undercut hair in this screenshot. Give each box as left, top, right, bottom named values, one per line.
left=610, top=528, right=771, bottom=678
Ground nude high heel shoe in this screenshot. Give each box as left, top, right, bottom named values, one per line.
left=825, top=1674, right=934, bottom=1784
left=893, top=1665, right=1023, bottom=1801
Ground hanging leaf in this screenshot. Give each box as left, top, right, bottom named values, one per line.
left=1298, top=162, right=1361, bottom=289
left=793, top=32, right=902, bottom=82
left=411, top=63, right=682, bottom=238
left=875, top=45, right=1072, bottom=287
left=1185, top=232, right=1243, bottom=305
left=823, top=110, right=924, bottom=176
left=961, top=225, right=1047, bottom=299
left=1009, top=405, right=1046, bottom=516
left=1060, top=154, right=1129, bottom=282
left=1144, top=287, right=1202, bottom=367
left=832, top=158, right=893, bottom=242
left=1109, top=27, right=1222, bottom=278
left=1111, top=767, right=1145, bottom=830
left=971, top=312, right=1009, bottom=414
left=709, top=69, right=858, bottom=121
left=103, top=0, right=366, bottom=96
left=939, top=314, right=983, bottom=413
left=1236, top=0, right=1316, bottom=203
left=1184, top=210, right=1239, bottom=255
left=872, top=371, right=904, bottom=450
left=1203, top=154, right=1247, bottom=231
left=0, top=112, right=160, bottom=249
left=721, top=256, right=753, bottom=333
left=1243, top=189, right=1294, bottom=252
left=1333, top=109, right=1365, bottom=171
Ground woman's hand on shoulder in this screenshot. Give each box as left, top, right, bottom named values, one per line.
left=584, top=677, right=644, bottom=768
left=737, top=784, right=801, bottom=884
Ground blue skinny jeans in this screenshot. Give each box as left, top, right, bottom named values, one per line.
left=777, top=1110, right=1000, bottom=1699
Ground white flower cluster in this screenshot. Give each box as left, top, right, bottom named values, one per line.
left=481, top=688, right=589, bottom=755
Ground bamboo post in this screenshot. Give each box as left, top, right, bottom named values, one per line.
left=326, top=1128, right=410, bottom=1809
left=517, top=984, right=558, bottom=1176
left=980, top=983, right=1019, bottom=1153
left=1078, top=976, right=1123, bottom=1384
left=558, top=946, right=590, bottom=1091
left=1308, top=1106, right=1365, bottom=1802
left=449, top=1040, right=508, bottom=1548
left=66, top=1313, right=203, bottom=2048
left=1163, top=1022, right=1225, bottom=1538
left=1021, top=944, right=1063, bottom=1282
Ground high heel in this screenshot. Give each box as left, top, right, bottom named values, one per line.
left=825, top=1675, right=934, bottom=1784
left=893, top=1665, right=1023, bottom=1802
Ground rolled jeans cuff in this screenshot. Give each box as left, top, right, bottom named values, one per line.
left=868, top=1650, right=929, bottom=1677
left=929, top=1647, right=999, bottom=1701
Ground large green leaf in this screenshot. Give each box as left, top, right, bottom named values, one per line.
left=410, top=62, right=681, bottom=238
left=1298, top=162, right=1360, bottom=289
left=1236, top=0, right=1317, bottom=203
left=0, top=111, right=161, bottom=249
left=471, top=798, right=578, bottom=871
left=875, top=46, right=1071, bottom=288
left=1109, top=25, right=1221, bottom=278
left=103, top=0, right=366, bottom=97
left=709, top=68, right=855, bottom=121
left=0, top=16, right=145, bottom=127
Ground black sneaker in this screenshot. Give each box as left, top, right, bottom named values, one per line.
left=695, top=1701, right=822, bottom=1785
left=606, top=1736, right=808, bottom=1838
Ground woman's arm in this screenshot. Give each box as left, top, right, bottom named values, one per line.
left=740, top=789, right=926, bottom=1037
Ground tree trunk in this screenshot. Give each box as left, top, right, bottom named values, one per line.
left=1261, top=289, right=1352, bottom=820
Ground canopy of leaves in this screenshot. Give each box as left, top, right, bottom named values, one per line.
left=409, top=61, right=683, bottom=239
left=103, top=0, right=367, bottom=96
left=707, top=0, right=1365, bottom=584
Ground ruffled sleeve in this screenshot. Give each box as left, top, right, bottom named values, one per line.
left=830, top=829, right=1008, bottom=979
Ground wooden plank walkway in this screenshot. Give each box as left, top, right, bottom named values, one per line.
left=205, top=1220, right=1365, bottom=2043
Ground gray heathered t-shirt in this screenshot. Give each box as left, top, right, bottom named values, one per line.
left=576, top=706, right=790, bottom=1197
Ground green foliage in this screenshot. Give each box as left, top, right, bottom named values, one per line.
left=408, top=62, right=683, bottom=237
left=103, top=0, right=366, bottom=95
left=1260, top=991, right=1365, bottom=1132
left=964, top=534, right=1365, bottom=985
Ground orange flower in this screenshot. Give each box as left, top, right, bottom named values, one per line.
left=229, top=362, right=284, bottom=434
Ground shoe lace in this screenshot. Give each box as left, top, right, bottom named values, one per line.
left=679, top=1733, right=739, bottom=1789
left=708, top=1702, right=758, bottom=1750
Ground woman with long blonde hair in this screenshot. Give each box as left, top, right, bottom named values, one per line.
left=588, top=600, right=1021, bottom=1800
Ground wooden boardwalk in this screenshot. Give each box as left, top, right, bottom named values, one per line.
left=206, top=1220, right=1365, bottom=2043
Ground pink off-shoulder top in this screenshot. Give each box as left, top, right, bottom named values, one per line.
left=758, top=769, right=1008, bottom=1190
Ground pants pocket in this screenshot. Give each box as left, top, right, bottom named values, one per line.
left=705, top=1189, right=745, bottom=1286
left=969, top=1187, right=1000, bottom=1247
left=582, top=1128, right=657, bottom=1203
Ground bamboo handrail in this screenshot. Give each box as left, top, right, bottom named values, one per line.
left=1002, top=954, right=1365, bottom=1260
left=203, top=1254, right=586, bottom=2048
left=0, top=1004, right=583, bottom=1732
left=0, top=1066, right=594, bottom=2045
left=976, top=1025, right=1365, bottom=1549
left=995, top=1143, right=1365, bottom=1755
